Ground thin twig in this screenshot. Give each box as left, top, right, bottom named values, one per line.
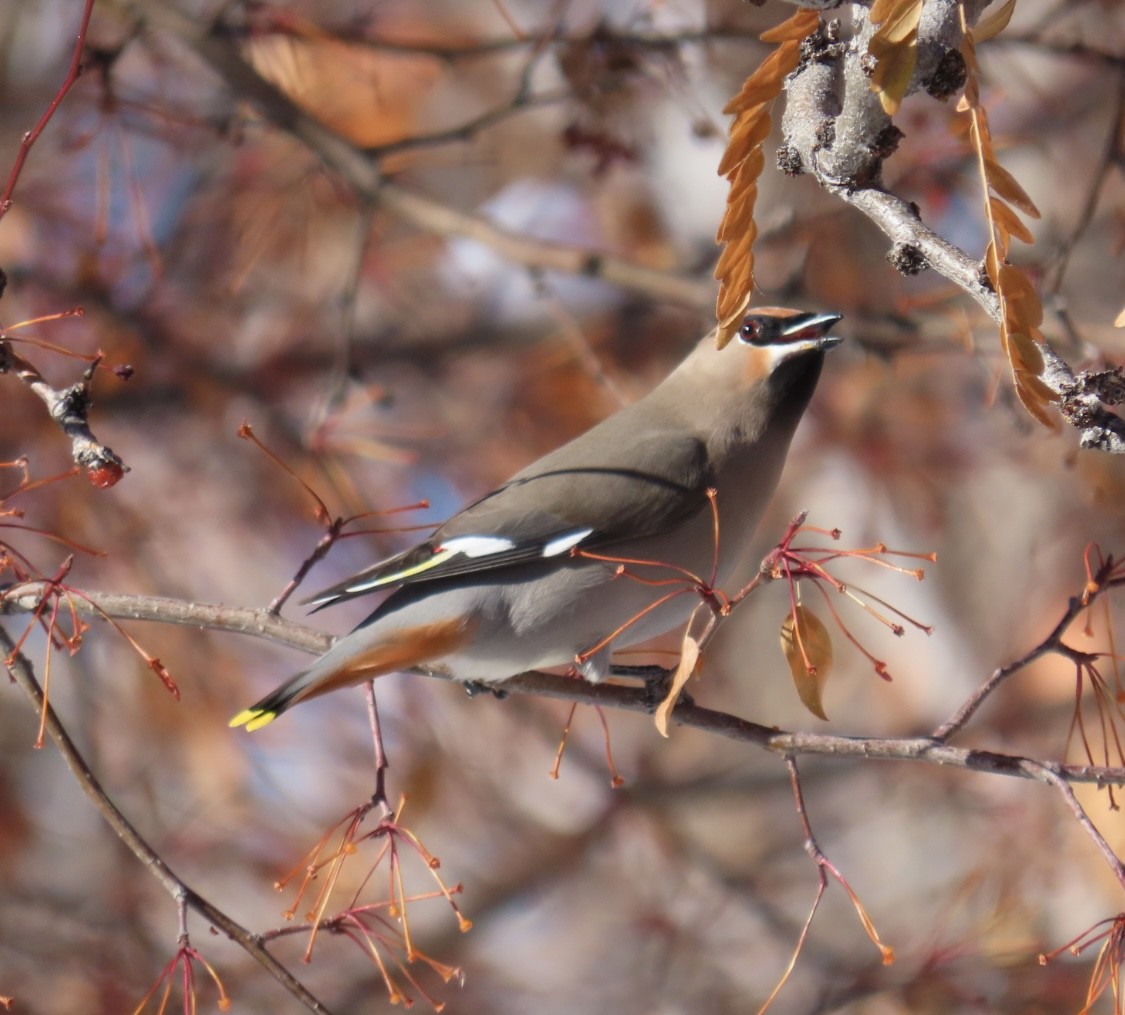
left=366, top=681, right=392, bottom=817
left=934, top=556, right=1125, bottom=740
left=0, top=625, right=337, bottom=1015
left=1021, top=760, right=1125, bottom=894
left=0, top=0, right=96, bottom=218
left=1045, top=69, right=1125, bottom=295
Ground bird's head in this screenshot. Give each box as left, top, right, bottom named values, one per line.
left=655, top=307, right=842, bottom=451
left=733, top=306, right=843, bottom=384
left=671, top=307, right=842, bottom=394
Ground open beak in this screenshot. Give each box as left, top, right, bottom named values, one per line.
left=778, top=311, right=844, bottom=350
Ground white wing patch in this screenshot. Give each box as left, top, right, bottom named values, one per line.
left=542, top=528, right=594, bottom=557
left=438, top=535, right=517, bottom=558
left=306, top=529, right=592, bottom=609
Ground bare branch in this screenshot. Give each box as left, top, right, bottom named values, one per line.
left=1022, top=760, right=1125, bottom=894
left=0, top=625, right=338, bottom=1015
left=775, top=4, right=1125, bottom=451
left=1, top=583, right=332, bottom=655
left=1042, top=345, right=1125, bottom=454
left=6, top=582, right=1125, bottom=789
left=0, top=344, right=128, bottom=486
left=0, top=0, right=96, bottom=219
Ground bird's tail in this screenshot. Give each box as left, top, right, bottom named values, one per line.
left=229, top=669, right=322, bottom=731
left=229, top=616, right=474, bottom=731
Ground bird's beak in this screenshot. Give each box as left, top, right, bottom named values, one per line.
left=778, top=311, right=844, bottom=351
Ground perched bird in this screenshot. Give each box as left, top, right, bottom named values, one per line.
left=231, top=308, right=842, bottom=730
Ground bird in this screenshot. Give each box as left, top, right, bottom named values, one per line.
left=230, top=307, right=842, bottom=731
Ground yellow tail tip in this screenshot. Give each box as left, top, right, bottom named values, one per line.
left=229, top=708, right=277, bottom=731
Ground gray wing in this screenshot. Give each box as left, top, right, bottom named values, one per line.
left=304, top=424, right=712, bottom=609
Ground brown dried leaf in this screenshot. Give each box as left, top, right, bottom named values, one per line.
left=870, top=0, right=925, bottom=45
left=716, top=279, right=751, bottom=330
left=1016, top=366, right=1059, bottom=404
left=722, top=48, right=791, bottom=116
left=967, top=115, right=984, bottom=154
left=870, top=38, right=918, bottom=115
left=973, top=0, right=1019, bottom=43
left=1006, top=329, right=1045, bottom=376
left=984, top=158, right=1041, bottom=218
left=717, top=180, right=760, bottom=241
left=1014, top=374, right=1059, bottom=429
left=999, top=265, right=1043, bottom=330
left=961, top=67, right=980, bottom=106
left=654, top=633, right=701, bottom=738
left=984, top=240, right=1001, bottom=287
left=714, top=10, right=817, bottom=339
left=780, top=605, right=833, bottom=721
left=989, top=196, right=1034, bottom=245
left=759, top=7, right=822, bottom=43
left=715, top=292, right=753, bottom=349
left=244, top=32, right=440, bottom=148
left=868, top=0, right=923, bottom=114
left=961, top=23, right=981, bottom=70
left=714, top=233, right=754, bottom=327
left=728, top=160, right=760, bottom=195
left=714, top=226, right=755, bottom=284
left=717, top=113, right=772, bottom=176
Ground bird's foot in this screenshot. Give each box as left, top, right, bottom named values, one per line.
left=462, top=680, right=509, bottom=700
left=610, top=664, right=693, bottom=712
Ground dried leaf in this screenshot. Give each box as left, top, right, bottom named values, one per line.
left=1014, top=374, right=1059, bottom=429
left=999, top=266, right=1043, bottom=330
left=780, top=605, right=833, bottom=721
left=722, top=49, right=791, bottom=116
left=961, top=24, right=981, bottom=70
left=870, top=38, right=918, bottom=115
left=961, top=68, right=980, bottom=106
left=1016, top=366, right=1059, bottom=404
left=984, top=158, right=1041, bottom=218
left=989, top=196, right=1034, bottom=244
left=868, top=0, right=923, bottom=114
left=759, top=7, right=821, bottom=43
left=717, top=183, right=760, bottom=241
left=968, top=116, right=987, bottom=157
left=984, top=240, right=1001, bottom=287
left=961, top=1, right=1050, bottom=432
left=1006, top=329, right=1045, bottom=376
left=717, top=270, right=755, bottom=331
left=715, top=292, right=753, bottom=349
left=654, top=633, right=701, bottom=737
left=714, top=226, right=755, bottom=285
left=717, top=113, right=772, bottom=176
left=973, top=0, right=1019, bottom=43
left=870, top=0, right=924, bottom=45
left=714, top=10, right=817, bottom=338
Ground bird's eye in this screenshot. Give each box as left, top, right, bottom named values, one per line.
left=738, top=316, right=765, bottom=345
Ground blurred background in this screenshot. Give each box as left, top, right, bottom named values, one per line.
left=1, top=0, right=1124, bottom=1011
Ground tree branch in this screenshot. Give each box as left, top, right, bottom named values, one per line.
left=777, top=2, right=1125, bottom=450
left=5, top=582, right=1125, bottom=789
left=0, top=344, right=128, bottom=486
left=0, top=624, right=338, bottom=1015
